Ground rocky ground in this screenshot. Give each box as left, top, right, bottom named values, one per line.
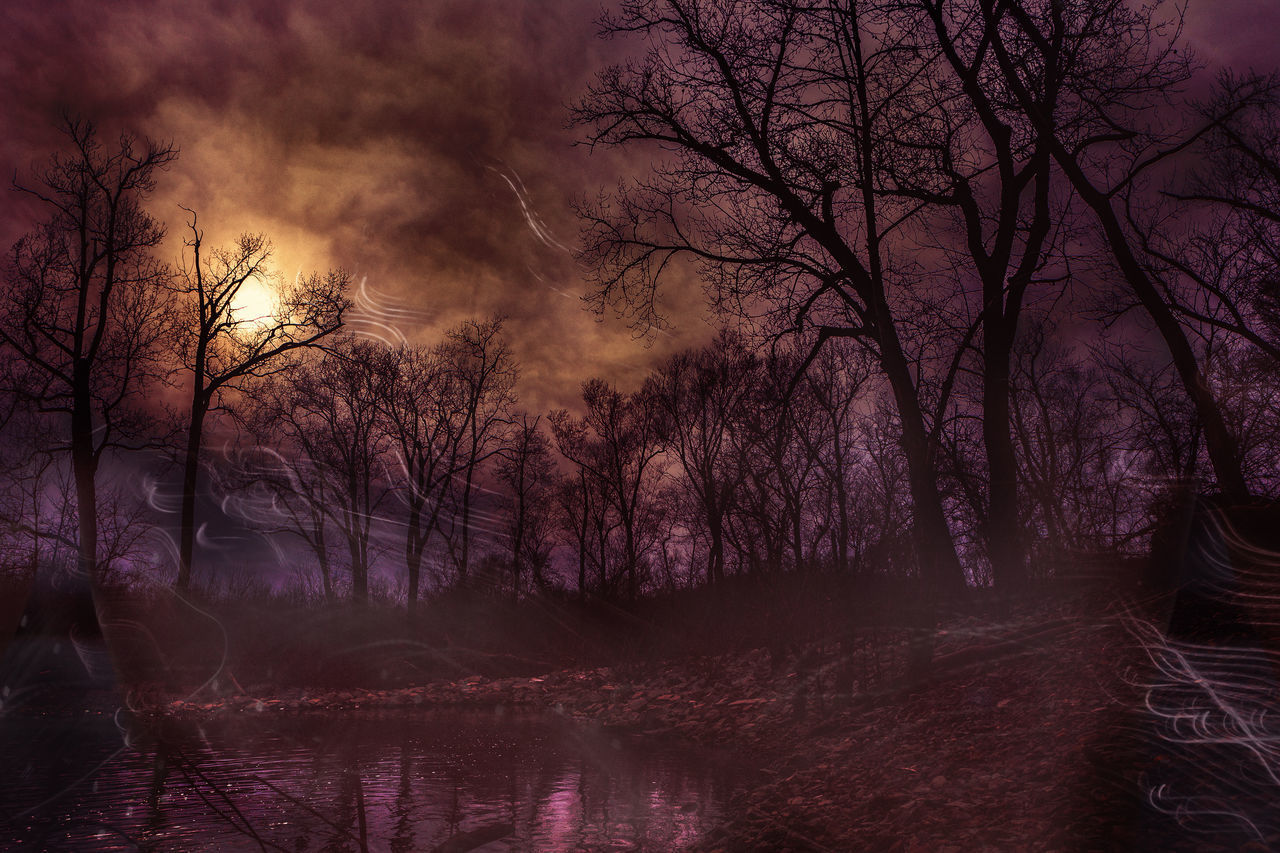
left=128, top=589, right=1215, bottom=851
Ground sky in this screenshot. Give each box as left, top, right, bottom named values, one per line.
left=2, top=0, right=1279, bottom=416
left=0, top=0, right=716, bottom=419
left=1, top=0, right=1278, bottom=587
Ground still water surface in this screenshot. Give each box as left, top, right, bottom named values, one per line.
left=2, top=706, right=754, bottom=852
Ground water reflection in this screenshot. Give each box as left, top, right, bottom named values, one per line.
left=2, top=708, right=750, bottom=851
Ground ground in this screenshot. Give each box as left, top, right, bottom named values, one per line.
left=130, top=586, right=1237, bottom=851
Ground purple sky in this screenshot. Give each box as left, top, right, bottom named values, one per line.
left=1, top=0, right=1277, bottom=417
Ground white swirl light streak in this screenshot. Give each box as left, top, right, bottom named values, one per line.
left=346, top=275, right=437, bottom=347
left=1129, top=505, right=1280, bottom=845
left=489, top=165, right=574, bottom=256
left=140, top=474, right=182, bottom=514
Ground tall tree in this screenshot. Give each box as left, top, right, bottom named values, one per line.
left=495, top=412, right=557, bottom=597
left=574, top=0, right=969, bottom=594
left=554, top=463, right=611, bottom=601
left=0, top=118, right=175, bottom=585
left=441, top=317, right=517, bottom=583
left=644, top=331, right=756, bottom=586
left=800, top=339, right=873, bottom=575
left=1142, top=80, right=1280, bottom=386
left=226, top=436, right=341, bottom=601
left=255, top=338, right=389, bottom=604
left=170, top=212, right=349, bottom=591
left=895, top=0, right=1065, bottom=587
left=551, top=379, right=664, bottom=602
left=973, top=0, right=1262, bottom=503
left=378, top=342, right=466, bottom=611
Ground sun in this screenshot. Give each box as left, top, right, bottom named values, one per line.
left=231, top=276, right=278, bottom=329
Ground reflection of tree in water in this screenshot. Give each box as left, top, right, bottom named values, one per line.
left=13, top=710, right=746, bottom=851
left=389, top=744, right=414, bottom=853
left=330, top=751, right=369, bottom=852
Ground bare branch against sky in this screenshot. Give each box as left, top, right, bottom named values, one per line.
left=1, top=1, right=1275, bottom=414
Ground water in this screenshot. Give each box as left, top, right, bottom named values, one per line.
left=0, top=706, right=753, bottom=852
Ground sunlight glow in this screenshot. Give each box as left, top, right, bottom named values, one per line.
left=232, top=276, right=278, bottom=329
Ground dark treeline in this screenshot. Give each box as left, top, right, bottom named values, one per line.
left=2, top=0, right=1280, bottom=621
left=568, top=0, right=1280, bottom=601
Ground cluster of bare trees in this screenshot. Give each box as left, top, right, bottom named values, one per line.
left=543, top=320, right=1263, bottom=600
left=0, top=120, right=540, bottom=607
left=3, top=0, right=1280, bottom=614
left=233, top=320, right=520, bottom=607
left=0, top=119, right=350, bottom=597
left=570, top=0, right=1280, bottom=598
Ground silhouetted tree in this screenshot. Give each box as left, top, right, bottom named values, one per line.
left=378, top=342, right=466, bottom=611
left=554, top=464, right=607, bottom=600
left=495, top=412, right=556, bottom=597
left=575, top=0, right=970, bottom=594
left=800, top=339, right=874, bottom=575
left=644, top=331, right=756, bottom=586
left=551, top=379, right=663, bottom=602
left=440, top=317, right=517, bottom=583
left=0, top=118, right=176, bottom=585
left=893, top=0, right=1070, bottom=587
left=253, top=337, right=390, bottom=603
left=170, top=211, right=348, bottom=590
left=1010, top=323, right=1136, bottom=564
left=0, top=383, right=70, bottom=592
left=972, top=0, right=1264, bottom=502
left=224, top=431, right=340, bottom=602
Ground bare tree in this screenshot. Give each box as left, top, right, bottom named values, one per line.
left=801, top=339, right=874, bottom=575
left=574, top=0, right=969, bottom=593
left=1010, top=324, right=1139, bottom=565
left=378, top=342, right=466, bottom=611
left=644, top=331, right=756, bottom=586
left=495, top=412, right=557, bottom=597
left=1138, top=79, right=1280, bottom=494
left=440, top=317, right=517, bottom=583
left=253, top=338, right=390, bottom=604
left=758, top=348, right=828, bottom=574
left=0, top=380, right=68, bottom=599
left=551, top=379, right=664, bottom=602
left=886, top=0, right=1071, bottom=587
left=0, top=118, right=176, bottom=585
left=170, top=212, right=349, bottom=590
left=554, top=463, right=613, bottom=601
left=858, top=392, right=916, bottom=578
left=222, top=428, right=340, bottom=602
left=970, top=0, right=1265, bottom=502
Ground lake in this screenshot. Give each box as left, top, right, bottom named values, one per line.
left=0, top=704, right=755, bottom=852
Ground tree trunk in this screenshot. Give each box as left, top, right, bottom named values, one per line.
left=406, top=552, right=421, bottom=615
left=624, top=520, right=637, bottom=603
left=348, top=504, right=367, bottom=605
left=1047, top=140, right=1250, bottom=504
left=176, top=398, right=207, bottom=591
left=833, top=451, right=850, bottom=575
left=71, top=366, right=98, bottom=585
left=707, top=498, right=726, bottom=586
left=984, top=326, right=1025, bottom=589
left=406, top=507, right=422, bottom=616
left=877, top=331, right=967, bottom=595
left=790, top=494, right=805, bottom=574
left=71, top=431, right=98, bottom=583
left=512, top=495, right=526, bottom=601
left=458, top=462, right=475, bottom=582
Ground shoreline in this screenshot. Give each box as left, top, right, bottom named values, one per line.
left=115, top=609, right=1143, bottom=851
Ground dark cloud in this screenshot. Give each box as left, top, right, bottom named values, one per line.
left=0, top=0, right=709, bottom=417
left=3, top=0, right=1275, bottom=416
left=1184, top=0, right=1280, bottom=71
